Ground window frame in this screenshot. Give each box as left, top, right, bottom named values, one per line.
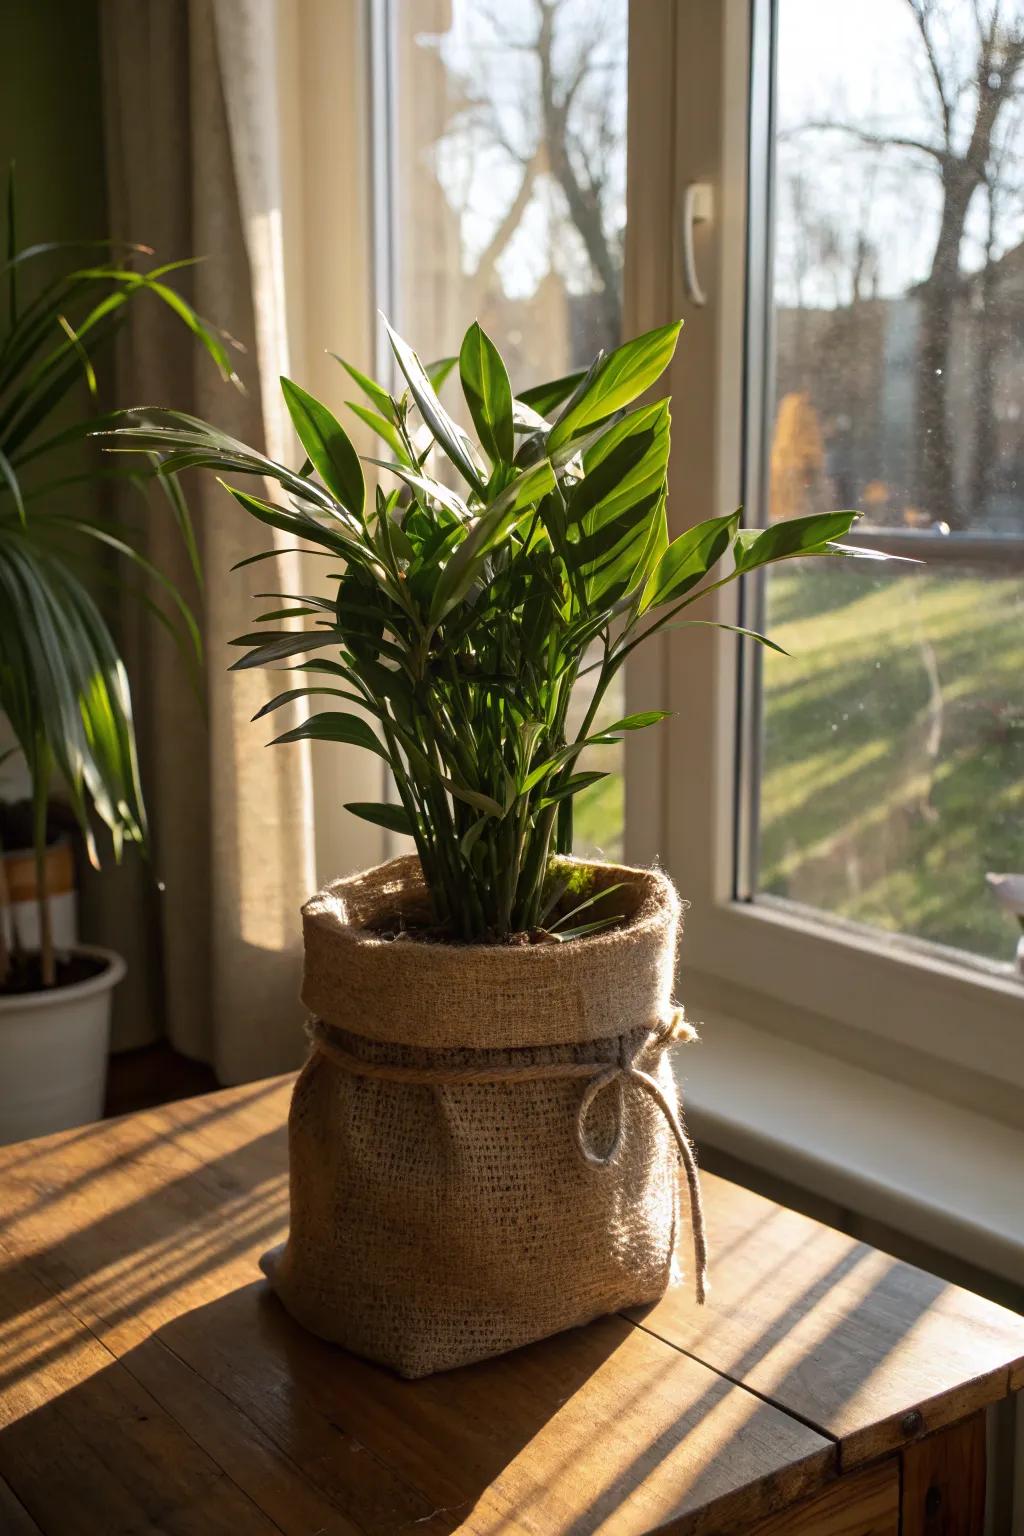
left=624, top=0, right=1024, bottom=1104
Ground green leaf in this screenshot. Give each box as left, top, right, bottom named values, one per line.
left=603, top=711, right=671, bottom=731
left=733, top=512, right=860, bottom=572
left=512, top=398, right=552, bottom=435
left=270, top=709, right=388, bottom=758
left=548, top=916, right=622, bottom=942
left=643, top=510, right=741, bottom=608
left=653, top=618, right=790, bottom=655
left=251, top=686, right=362, bottom=720
left=459, top=321, right=514, bottom=465
left=385, top=318, right=487, bottom=492
left=0, top=447, right=26, bottom=525
left=564, top=401, right=671, bottom=608
left=331, top=354, right=397, bottom=422
left=428, top=458, right=556, bottom=624
left=536, top=770, right=608, bottom=808
left=459, top=814, right=490, bottom=857
left=568, top=403, right=666, bottom=525
left=280, top=376, right=364, bottom=518
left=217, top=481, right=364, bottom=561
left=549, top=881, right=629, bottom=932
left=518, top=370, right=586, bottom=418
left=548, top=322, right=682, bottom=451
left=229, top=631, right=346, bottom=669
left=345, top=800, right=415, bottom=835
left=426, top=355, right=458, bottom=391
left=230, top=546, right=334, bottom=572
left=346, top=400, right=409, bottom=463
left=438, top=777, right=505, bottom=818
left=365, top=458, right=471, bottom=521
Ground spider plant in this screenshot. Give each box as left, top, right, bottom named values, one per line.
left=103, top=317, right=892, bottom=942
left=0, top=170, right=235, bottom=989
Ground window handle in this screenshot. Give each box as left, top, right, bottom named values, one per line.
left=682, top=182, right=714, bottom=307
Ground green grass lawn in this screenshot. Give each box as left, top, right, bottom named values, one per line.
left=568, top=673, right=625, bottom=863
left=572, top=560, right=1023, bottom=966
left=760, top=561, right=1023, bottom=964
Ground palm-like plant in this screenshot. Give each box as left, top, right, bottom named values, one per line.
left=105, top=317, right=888, bottom=942
left=0, top=172, right=235, bottom=988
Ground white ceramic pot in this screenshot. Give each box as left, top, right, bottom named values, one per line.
left=0, top=946, right=125, bottom=1145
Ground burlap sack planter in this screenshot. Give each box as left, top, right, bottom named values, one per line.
left=261, top=854, right=706, bottom=1378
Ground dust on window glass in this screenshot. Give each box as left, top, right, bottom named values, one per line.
left=757, top=0, right=1024, bottom=964
left=394, top=0, right=628, bottom=859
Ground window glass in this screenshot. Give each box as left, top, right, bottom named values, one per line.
left=392, top=0, right=628, bottom=858
left=756, top=0, right=1024, bottom=964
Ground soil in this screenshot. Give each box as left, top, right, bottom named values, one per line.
left=0, top=951, right=108, bottom=998
left=368, top=917, right=563, bottom=946
left=366, top=878, right=632, bottom=947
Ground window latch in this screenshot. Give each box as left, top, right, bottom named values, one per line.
left=682, top=183, right=714, bottom=307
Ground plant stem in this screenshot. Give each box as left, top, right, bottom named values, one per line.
left=32, top=774, right=55, bottom=988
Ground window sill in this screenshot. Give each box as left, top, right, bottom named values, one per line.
left=678, top=1012, right=1024, bottom=1289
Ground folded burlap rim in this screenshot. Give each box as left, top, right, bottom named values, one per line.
left=308, top=1007, right=709, bottom=1304
left=301, top=854, right=682, bottom=1049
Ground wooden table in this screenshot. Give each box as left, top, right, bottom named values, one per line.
left=1, top=1077, right=1022, bottom=1534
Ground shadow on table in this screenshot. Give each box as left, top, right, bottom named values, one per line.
left=0, top=1082, right=289, bottom=1405
left=0, top=1277, right=634, bottom=1532
left=0, top=1245, right=948, bottom=1535
left=0, top=1104, right=954, bottom=1533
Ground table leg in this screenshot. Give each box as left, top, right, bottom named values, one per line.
left=901, top=1411, right=986, bottom=1535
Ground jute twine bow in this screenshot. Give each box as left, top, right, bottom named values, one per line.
left=308, top=1007, right=708, bottom=1306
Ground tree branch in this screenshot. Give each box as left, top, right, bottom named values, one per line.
left=785, top=119, right=949, bottom=162
left=906, top=0, right=954, bottom=146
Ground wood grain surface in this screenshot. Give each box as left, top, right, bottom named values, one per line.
left=901, top=1411, right=987, bottom=1535
left=629, top=1173, right=1024, bottom=1469
left=747, top=1458, right=899, bottom=1535
left=0, top=1077, right=1020, bottom=1534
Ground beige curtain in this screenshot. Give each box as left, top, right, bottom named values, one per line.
left=94, top=0, right=316, bottom=1083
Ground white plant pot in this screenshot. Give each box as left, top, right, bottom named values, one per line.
left=0, top=946, right=125, bottom=1145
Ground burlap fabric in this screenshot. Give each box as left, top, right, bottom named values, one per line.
left=261, top=855, right=706, bottom=1378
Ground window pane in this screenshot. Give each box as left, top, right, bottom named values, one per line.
left=755, top=0, right=1024, bottom=966
left=760, top=562, right=1024, bottom=962
left=392, top=0, right=628, bottom=859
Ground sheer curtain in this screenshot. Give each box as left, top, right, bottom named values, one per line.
left=96, top=0, right=316, bottom=1082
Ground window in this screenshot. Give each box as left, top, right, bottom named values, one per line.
left=641, top=0, right=1024, bottom=1105
left=290, top=0, right=1022, bottom=1100
left=387, top=0, right=629, bottom=857
left=746, top=0, right=1024, bottom=969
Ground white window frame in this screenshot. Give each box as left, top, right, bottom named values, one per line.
left=625, top=0, right=1024, bottom=1109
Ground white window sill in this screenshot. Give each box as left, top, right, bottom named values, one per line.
left=678, top=1013, right=1024, bottom=1289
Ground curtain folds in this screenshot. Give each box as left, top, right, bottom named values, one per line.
left=95, top=0, right=315, bottom=1083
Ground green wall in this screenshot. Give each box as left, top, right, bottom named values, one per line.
left=0, top=0, right=107, bottom=245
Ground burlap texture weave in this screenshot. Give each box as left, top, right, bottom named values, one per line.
left=261, top=855, right=700, bottom=1378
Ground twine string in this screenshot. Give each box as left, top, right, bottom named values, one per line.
left=308, top=1009, right=708, bottom=1306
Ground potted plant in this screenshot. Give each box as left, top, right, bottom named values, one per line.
left=107, top=318, right=892, bottom=1375
left=0, top=175, right=234, bottom=1143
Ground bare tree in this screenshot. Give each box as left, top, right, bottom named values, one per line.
left=434, top=0, right=625, bottom=356
left=531, top=0, right=622, bottom=349
left=970, top=97, right=1024, bottom=512
left=798, top=0, right=1024, bottom=527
